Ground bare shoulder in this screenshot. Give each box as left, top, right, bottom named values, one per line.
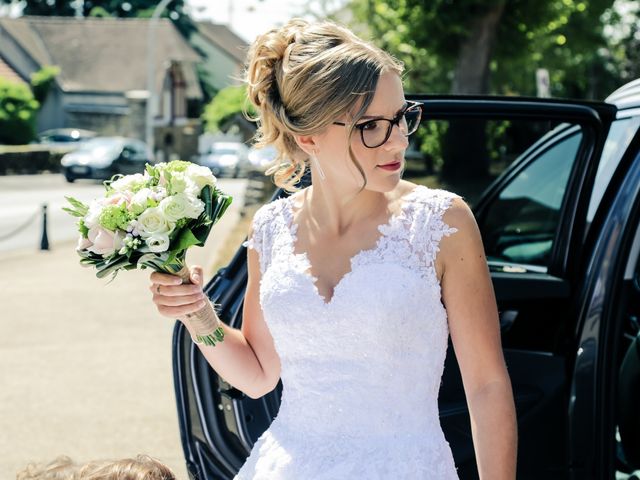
left=436, top=196, right=485, bottom=281
left=442, top=195, right=476, bottom=231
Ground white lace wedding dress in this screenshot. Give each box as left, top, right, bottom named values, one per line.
left=237, top=185, right=461, bottom=479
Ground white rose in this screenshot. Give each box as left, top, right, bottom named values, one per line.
left=186, top=194, right=205, bottom=218
left=186, top=164, right=217, bottom=191
left=159, top=193, right=203, bottom=223
left=110, top=173, right=146, bottom=192
left=84, top=198, right=106, bottom=229
left=130, top=187, right=152, bottom=215
left=136, top=207, right=174, bottom=238
left=145, top=233, right=171, bottom=253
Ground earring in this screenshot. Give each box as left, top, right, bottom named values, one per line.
left=310, top=154, right=326, bottom=180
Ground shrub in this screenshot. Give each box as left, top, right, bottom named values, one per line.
left=0, top=148, right=65, bottom=175
left=30, top=65, right=60, bottom=104
left=0, top=78, right=39, bottom=145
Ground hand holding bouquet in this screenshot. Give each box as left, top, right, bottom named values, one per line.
left=63, top=160, right=233, bottom=346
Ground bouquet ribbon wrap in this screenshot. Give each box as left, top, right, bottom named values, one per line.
left=175, top=265, right=222, bottom=339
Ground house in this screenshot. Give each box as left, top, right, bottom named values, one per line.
left=0, top=15, right=203, bottom=160
left=190, top=21, right=248, bottom=97
left=0, top=55, right=27, bottom=86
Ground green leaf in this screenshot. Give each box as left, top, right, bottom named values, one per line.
left=95, top=256, right=130, bottom=279
left=173, top=228, right=202, bottom=251
left=63, top=196, right=89, bottom=217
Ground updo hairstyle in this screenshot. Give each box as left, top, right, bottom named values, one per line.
left=244, top=19, right=404, bottom=191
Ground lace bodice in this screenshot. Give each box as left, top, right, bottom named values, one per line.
left=237, top=185, right=461, bottom=479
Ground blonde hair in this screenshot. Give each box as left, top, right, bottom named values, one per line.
left=16, top=454, right=176, bottom=480
left=245, top=18, right=404, bottom=191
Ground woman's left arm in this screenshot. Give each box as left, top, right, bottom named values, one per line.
left=438, top=197, right=517, bottom=480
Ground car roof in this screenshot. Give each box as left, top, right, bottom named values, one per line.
left=605, top=78, right=640, bottom=110
left=39, top=128, right=96, bottom=135
left=212, top=141, right=245, bottom=148
left=85, top=136, right=141, bottom=143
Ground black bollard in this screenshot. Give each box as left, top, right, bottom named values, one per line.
left=40, top=203, right=49, bottom=251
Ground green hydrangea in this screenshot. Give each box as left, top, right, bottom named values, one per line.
left=99, top=204, right=131, bottom=231
left=164, top=160, right=190, bottom=173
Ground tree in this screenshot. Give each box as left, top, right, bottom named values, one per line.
left=202, top=85, right=257, bottom=134
left=349, top=0, right=618, bottom=181
left=0, top=78, right=39, bottom=145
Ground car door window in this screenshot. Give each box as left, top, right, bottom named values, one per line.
left=587, top=116, right=640, bottom=223
left=480, top=130, right=583, bottom=269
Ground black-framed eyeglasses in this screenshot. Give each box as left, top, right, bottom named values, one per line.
left=332, top=101, right=423, bottom=148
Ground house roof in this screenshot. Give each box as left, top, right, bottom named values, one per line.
left=195, top=22, right=248, bottom=64
left=0, top=56, right=27, bottom=85
left=0, top=16, right=203, bottom=98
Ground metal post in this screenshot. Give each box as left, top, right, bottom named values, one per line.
left=146, top=0, right=173, bottom=157
left=40, top=203, right=49, bottom=251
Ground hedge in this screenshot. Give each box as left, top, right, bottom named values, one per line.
left=0, top=146, right=66, bottom=175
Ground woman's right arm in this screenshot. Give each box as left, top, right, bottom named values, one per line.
left=150, top=225, right=281, bottom=400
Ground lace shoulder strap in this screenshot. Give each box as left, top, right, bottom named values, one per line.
left=243, top=196, right=290, bottom=274
left=408, top=187, right=462, bottom=273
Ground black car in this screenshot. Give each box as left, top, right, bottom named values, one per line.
left=60, top=136, right=153, bottom=182
left=172, top=78, right=640, bottom=479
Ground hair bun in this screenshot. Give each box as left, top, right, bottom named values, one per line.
left=245, top=19, right=308, bottom=110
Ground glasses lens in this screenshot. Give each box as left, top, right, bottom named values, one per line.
left=404, top=106, right=422, bottom=135
left=361, top=120, right=390, bottom=148
left=358, top=105, right=422, bottom=148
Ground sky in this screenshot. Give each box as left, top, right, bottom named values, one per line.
left=187, top=0, right=345, bottom=43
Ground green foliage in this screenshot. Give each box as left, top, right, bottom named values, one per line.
left=88, top=6, right=112, bottom=17
left=202, top=85, right=257, bottom=133
left=348, top=0, right=633, bottom=182
left=349, top=0, right=622, bottom=99
left=601, top=1, right=640, bottom=84
left=29, top=65, right=60, bottom=104
left=0, top=78, right=39, bottom=145
left=62, top=196, right=90, bottom=218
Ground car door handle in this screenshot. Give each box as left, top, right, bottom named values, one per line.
left=499, top=310, right=518, bottom=333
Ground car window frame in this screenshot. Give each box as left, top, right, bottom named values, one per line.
left=409, top=95, right=616, bottom=280
left=476, top=123, right=584, bottom=273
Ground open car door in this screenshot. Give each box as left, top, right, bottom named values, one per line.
left=173, top=96, right=616, bottom=480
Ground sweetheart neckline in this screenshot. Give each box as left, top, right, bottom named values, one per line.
left=282, top=185, right=427, bottom=307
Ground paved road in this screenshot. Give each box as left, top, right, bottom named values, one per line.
left=0, top=174, right=106, bottom=253
left=0, top=174, right=248, bottom=479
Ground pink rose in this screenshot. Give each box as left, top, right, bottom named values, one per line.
left=77, top=236, right=93, bottom=251
left=87, top=226, right=124, bottom=256
left=105, top=192, right=132, bottom=207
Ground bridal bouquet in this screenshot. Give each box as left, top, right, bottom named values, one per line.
left=63, top=160, right=232, bottom=283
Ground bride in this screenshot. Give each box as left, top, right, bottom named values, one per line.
left=150, top=18, right=517, bottom=480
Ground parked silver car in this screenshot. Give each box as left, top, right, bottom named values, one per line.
left=247, top=145, right=277, bottom=173
left=60, top=136, right=153, bottom=183
left=198, top=142, right=250, bottom=178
